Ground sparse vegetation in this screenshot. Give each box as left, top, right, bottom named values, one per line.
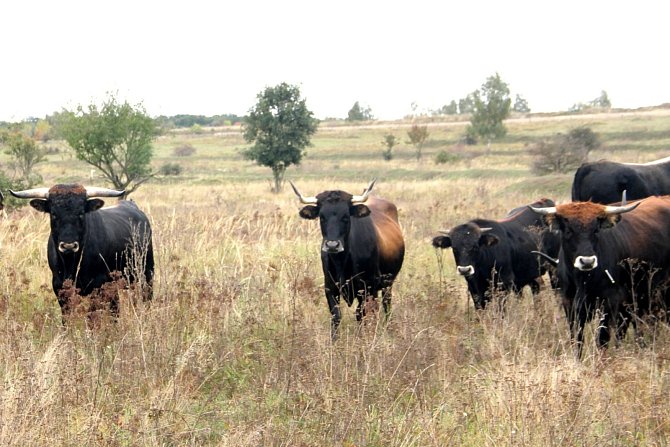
left=530, top=126, right=601, bottom=174
left=0, top=109, right=669, bottom=445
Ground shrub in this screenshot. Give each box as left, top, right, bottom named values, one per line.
left=435, top=150, right=461, bottom=165
left=530, top=126, right=600, bottom=175
left=159, top=162, right=182, bottom=176
left=173, top=144, right=196, bottom=157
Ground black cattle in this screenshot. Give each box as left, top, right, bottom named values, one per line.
left=10, top=184, right=154, bottom=316
left=530, top=196, right=670, bottom=358
left=290, top=179, right=405, bottom=338
left=572, top=156, right=670, bottom=204
left=432, top=198, right=557, bottom=309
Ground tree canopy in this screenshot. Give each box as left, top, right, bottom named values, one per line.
left=243, top=83, right=318, bottom=192
left=57, top=94, right=157, bottom=196
left=467, top=73, right=512, bottom=142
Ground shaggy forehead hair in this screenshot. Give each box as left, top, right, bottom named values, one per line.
left=316, top=190, right=353, bottom=204
left=48, top=184, right=86, bottom=197
left=555, top=202, right=608, bottom=223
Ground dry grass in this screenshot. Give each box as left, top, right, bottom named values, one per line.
left=1, top=112, right=670, bottom=445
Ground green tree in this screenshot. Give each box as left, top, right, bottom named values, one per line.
left=347, top=101, right=374, bottom=121
left=0, top=130, right=46, bottom=186
left=57, top=94, right=157, bottom=196
left=439, top=100, right=458, bottom=115
left=243, top=83, right=318, bottom=193
left=591, top=90, right=611, bottom=109
left=467, top=73, right=512, bottom=142
left=406, top=124, right=429, bottom=160
left=530, top=126, right=600, bottom=174
left=458, top=93, right=476, bottom=114
left=513, top=94, right=531, bottom=113
left=381, top=134, right=398, bottom=161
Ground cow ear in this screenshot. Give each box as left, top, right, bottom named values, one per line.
left=432, top=235, right=452, bottom=249
left=86, top=199, right=105, bottom=213
left=480, top=233, right=499, bottom=247
left=299, top=205, right=319, bottom=220
left=30, top=199, right=50, bottom=213
left=600, top=214, right=621, bottom=229
left=350, top=204, right=371, bottom=218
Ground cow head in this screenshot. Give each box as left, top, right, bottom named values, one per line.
left=432, top=223, right=498, bottom=277
left=530, top=201, right=639, bottom=272
left=10, top=184, right=124, bottom=254
left=290, top=179, right=376, bottom=254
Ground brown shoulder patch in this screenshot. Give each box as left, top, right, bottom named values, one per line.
left=556, top=201, right=607, bottom=223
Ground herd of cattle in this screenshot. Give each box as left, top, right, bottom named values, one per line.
left=3, top=156, right=670, bottom=358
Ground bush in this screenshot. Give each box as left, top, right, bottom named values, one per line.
left=530, top=126, right=600, bottom=175
left=435, top=150, right=461, bottom=165
left=173, top=144, right=196, bottom=157
left=159, top=162, right=183, bottom=176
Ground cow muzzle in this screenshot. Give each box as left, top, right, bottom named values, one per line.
left=574, top=255, right=598, bottom=271
left=321, top=240, right=344, bottom=253
left=58, top=241, right=80, bottom=253
left=457, top=265, right=475, bottom=277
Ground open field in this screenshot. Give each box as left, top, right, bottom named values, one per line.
left=1, top=110, right=670, bottom=445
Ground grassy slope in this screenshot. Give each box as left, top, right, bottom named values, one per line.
left=1, top=110, right=670, bottom=445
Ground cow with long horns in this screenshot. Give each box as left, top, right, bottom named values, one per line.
left=530, top=196, right=670, bottom=358
left=432, top=198, right=557, bottom=310
left=290, top=179, right=405, bottom=338
left=10, top=184, right=154, bottom=316
left=572, top=156, right=670, bottom=204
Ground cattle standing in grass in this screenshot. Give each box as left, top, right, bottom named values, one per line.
left=530, top=196, right=670, bottom=358
left=10, top=184, right=154, bottom=316
left=572, top=156, right=670, bottom=204
left=290, top=179, right=405, bottom=339
left=432, top=198, right=557, bottom=310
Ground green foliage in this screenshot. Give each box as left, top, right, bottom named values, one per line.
left=406, top=124, right=429, bottom=160
left=57, top=93, right=157, bottom=195
left=159, top=162, right=183, bottom=176
left=381, top=134, right=397, bottom=161
left=243, top=83, right=318, bottom=192
left=530, top=126, right=601, bottom=174
left=347, top=101, right=374, bottom=121
left=441, top=100, right=459, bottom=115
left=458, top=93, right=476, bottom=114
left=513, top=94, right=531, bottom=113
left=569, top=90, right=612, bottom=112
left=154, top=114, right=243, bottom=129
left=467, top=73, right=512, bottom=142
left=435, top=149, right=461, bottom=164
left=0, top=129, right=46, bottom=187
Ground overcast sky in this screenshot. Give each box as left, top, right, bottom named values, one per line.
left=1, top=1, right=668, bottom=122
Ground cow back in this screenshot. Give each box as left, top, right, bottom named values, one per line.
left=367, top=197, right=405, bottom=277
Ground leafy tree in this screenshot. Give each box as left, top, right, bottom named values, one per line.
left=406, top=124, right=429, bottom=160
left=439, top=100, right=458, bottom=115
left=513, top=94, right=531, bottom=113
left=458, top=93, right=476, bottom=114
left=590, top=90, right=611, bottom=109
left=381, top=134, right=398, bottom=161
left=347, top=101, right=374, bottom=121
left=0, top=130, right=47, bottom=187
left=57, top=94, right=157, bottom=196
left=530, top=126, right=600, bottom=174
left=467, top=73, right=512, bottom=142
left=243, top=83, right=318, bottom=193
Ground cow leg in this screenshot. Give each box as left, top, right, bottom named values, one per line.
left=326, top=290, right=342, bottom=340
left=381, top=285, right=392, bottom=319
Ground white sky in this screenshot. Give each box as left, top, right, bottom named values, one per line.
left=1, top=0, right=669, bottom=122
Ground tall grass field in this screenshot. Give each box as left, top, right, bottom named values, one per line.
left=1, top=109, right=670, bottom=445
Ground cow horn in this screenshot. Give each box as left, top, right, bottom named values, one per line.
left=351, top=178, right=377, bottom=203
left=621, top=189, right=627, bottom=206
left=531, top=250, right=559, bottom=266
left=9, top=188, right=50, bottom=199
left=529, top=205, right=557, bottom=215
left=85, top=187, right=125, bottom=198
left=288, top=181, right=318, bottom=204
left=438, top=229, right=450, bottom=235
left=604, top=201, right=641, bottom=215
left=479, top=227, right=493, bottom=233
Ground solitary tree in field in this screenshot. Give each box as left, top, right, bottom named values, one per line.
left=513, top=94, right=531, bottom=113
left=347, top=101, right=374, bottom=121
left=57, top=93, right=157, bottom=196
left=243, top=83, right=318, bottom=193
left=0, top=129, right=47, bottom=186
left=406, top=124, right=429, bottom=160
left=467, top=73, right=512, bottom=143
left=381, top=134, right=398, bottom=161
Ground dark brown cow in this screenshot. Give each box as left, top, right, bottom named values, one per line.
left=291, top=179, right=405, bottom=338
left=530, top=196, right=670, bottom=357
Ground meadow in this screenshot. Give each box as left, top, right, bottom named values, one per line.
left=1, top=109, right=670, bottom=446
